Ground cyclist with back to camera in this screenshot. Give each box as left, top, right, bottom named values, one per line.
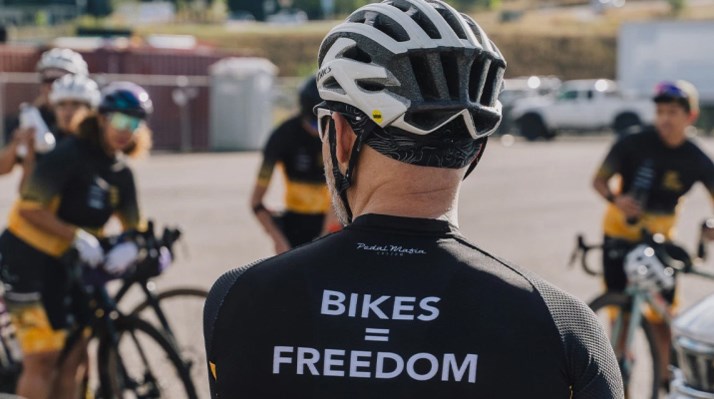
left=205, top=1, right=623, bottom=397
left=0, top=81, right=152, bottom=399
left=250, top=75, right=340, bottom=254
left=592, top=80, right=714, bottom=386
left=0, top=48, right=89, bottom=178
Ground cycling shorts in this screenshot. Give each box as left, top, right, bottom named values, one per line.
left=4, top=294, right=66, bottom=354
left=0, top=230, right=88, bottom=353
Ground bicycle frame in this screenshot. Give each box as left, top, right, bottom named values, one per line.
left=573, top=224, right=714, bottom=395
left=113, top=276, right=178, bottom=344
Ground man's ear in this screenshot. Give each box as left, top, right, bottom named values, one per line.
left=688, top=110, right=700, bottom=124
left=332, top=112, right=357, bottom=166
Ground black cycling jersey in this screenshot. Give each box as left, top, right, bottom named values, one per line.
left=6, top=136, right=140, bottom=257
left=597, top=128, right=714, bottom=241
left=257, top=116, right=329, bottom=215
left=204, top=214, right=623, bottom=398
left=598, top=128, right=714, bottom=214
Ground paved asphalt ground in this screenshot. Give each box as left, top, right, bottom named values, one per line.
left=1, top=134, right=713, bottom=397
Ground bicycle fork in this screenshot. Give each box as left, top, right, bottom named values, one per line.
left=610, top=294, right=646, bottom=386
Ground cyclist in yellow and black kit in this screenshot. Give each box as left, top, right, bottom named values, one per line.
left=250, top=75, right=339, bottom=254
left=0, top=48, right=89, bottom=179
left=593, top=79, right=714, bottom=384
left=0, top=81, right=153, bottom=399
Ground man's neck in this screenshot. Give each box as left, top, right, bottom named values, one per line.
left=349, top=177, right=460, bottom=226
left=658, top=131, right=687, bottom=148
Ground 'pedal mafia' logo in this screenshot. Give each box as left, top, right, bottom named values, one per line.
left=356, top=242, right=427, bottom=257
left=272, top=289, right=479, bottom=384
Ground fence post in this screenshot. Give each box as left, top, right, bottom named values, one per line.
left=173, top=75, right=198, bottom=152
left=0, top=74, right=5, bottom=146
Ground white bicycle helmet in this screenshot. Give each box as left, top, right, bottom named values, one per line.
left=49, top=74, right=100, bottom=108
left=36, top=48, right=89, bottom=76
left=315, top=0, right=506, bottom=222
left=317, top=0, right=505, bottom=141
left=624, top=245, right=675, bottom=291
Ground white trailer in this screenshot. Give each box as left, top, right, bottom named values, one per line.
left=618, top=21, right=714, bottom=104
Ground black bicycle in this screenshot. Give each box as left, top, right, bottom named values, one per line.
left=570, top=222, right=714, bottom=399
left=60, top=224, right=200, bottom=398
left=112, top=223, right=208, bottom=397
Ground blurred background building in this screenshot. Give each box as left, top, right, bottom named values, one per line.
left=0, top=0, right=712, bottom=149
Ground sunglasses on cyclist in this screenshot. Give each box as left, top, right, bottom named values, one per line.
left=315, top=107, right=332, bottom=143
left=109, top=112, right=143, bottom=133
left=654, top=82, right=688, bottom=100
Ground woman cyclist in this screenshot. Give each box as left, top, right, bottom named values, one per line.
left=0, top=48, right=89, bottom=178
left=0, top=81, right=153, bottom=399
left=16, top=74, right=101, bottom=189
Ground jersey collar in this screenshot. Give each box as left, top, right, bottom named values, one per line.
left=349, top=213, right=457, bottom=235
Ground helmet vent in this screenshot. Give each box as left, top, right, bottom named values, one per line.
left=323, top=77, right=345, bottom=94
left=387, top=1, right=441, bottom=39
left=343, top=45, right=372, bottom=64
left=352, top=10, right=410, bottom=42
left=468, top=57, right=489, bottom=103
left=480, top=63, right=503, bottom=107
left=433, top=6, right=467, bottom=40
left=409, top=54, right=440, bottom=101
left=440, top=53, right=460, bottom=101
left=357, top=80, right=385, bottom=92
left=464, top=15, right=486, bottom=46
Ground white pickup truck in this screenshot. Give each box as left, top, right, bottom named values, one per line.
left=510, top=79, right=655, bottom=140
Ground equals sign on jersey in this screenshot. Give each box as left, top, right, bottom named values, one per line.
left=364, top=328, right=390, bottom=342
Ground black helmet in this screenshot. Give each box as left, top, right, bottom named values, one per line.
left=299, top=75, right=321, bottom=120
left=99, top=81, right=153, bottom=119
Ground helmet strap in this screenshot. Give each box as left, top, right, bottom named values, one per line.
left=328, top=116, right=372, bottom=224
left=464, top=137, right=488, bottom=179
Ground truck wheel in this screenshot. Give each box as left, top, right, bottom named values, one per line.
left=518, top=113, right=547, bottom=141
left=613, top=113, right=641, bottom=136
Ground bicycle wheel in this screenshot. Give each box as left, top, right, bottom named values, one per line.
left=589, top=292, right=662, bottom=399
left=129, top=287, right=208, bottom=398
left=97, top=316, right=198, bottom=399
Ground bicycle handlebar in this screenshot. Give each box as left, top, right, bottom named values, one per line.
left=568, top=234, right=603, bottom=276
left=62, top=220, right=182, bottom=287
left=571, top=220, right=712, bottom=279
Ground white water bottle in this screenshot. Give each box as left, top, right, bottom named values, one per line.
left=17, top=103, right=55, bottom=157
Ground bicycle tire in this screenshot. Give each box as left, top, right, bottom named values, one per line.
left=589, top=292, right=662, bottom=399
left=97, top=316, right=198, bottom=399
left=129, top=287, right=208, bottom=316
left=129, top=287, right=208, bottom=398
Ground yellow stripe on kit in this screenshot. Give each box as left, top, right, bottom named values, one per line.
left=210, top=361, right=217, bottom=380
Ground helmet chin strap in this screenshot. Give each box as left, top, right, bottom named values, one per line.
left=328, top=117, right=373, bottom=224
left=463, top=137, right=488, bottom=179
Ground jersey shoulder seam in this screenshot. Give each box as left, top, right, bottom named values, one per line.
left=204, top=258, right=267, bottom=356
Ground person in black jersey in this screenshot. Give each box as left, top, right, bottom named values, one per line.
left=205, top=1, right=623, bottom=398
left=592, top=79, right=714, bottom=386
left=250, top=75, right=340, bottom=254
left=17, top=74, right=100, bottom=191
left=0, top=48, right=89, bottom=177
left=0, top=81, right=152, bottom=399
